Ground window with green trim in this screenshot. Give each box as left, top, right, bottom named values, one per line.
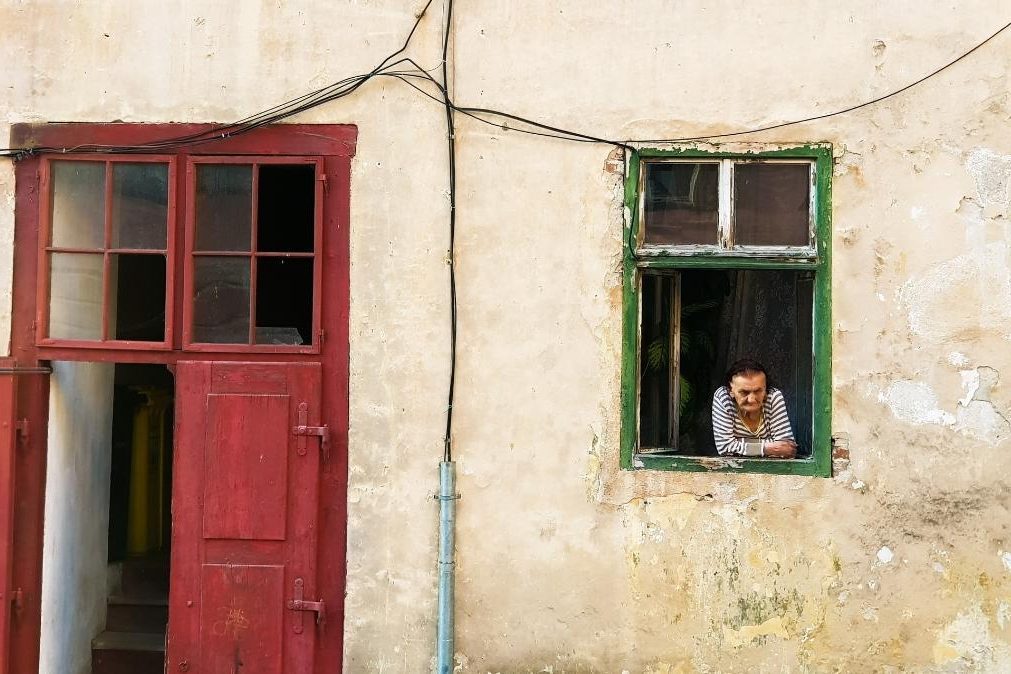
left=620, top=146, right=832, bottom=476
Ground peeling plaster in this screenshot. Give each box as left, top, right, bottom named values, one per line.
left=965, top=147, right=1011, bottom=211
left=876, top=371, right=1010, bottom=446
left=1001, top=551, right=1011, bottom=573
left=949, top=351, right=971, bottom=367
left=899, top=242, right=1011, bottom=343
left=955, top=367, right=1011, bottom=446
left=878, top=380, right=955, bottom=426
left=6, top=2, right=1011, bottom=671
left=933, top=605, right=1011, bottom=671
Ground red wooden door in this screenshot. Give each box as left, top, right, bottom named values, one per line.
left=168, top=361, right=326, bottom=673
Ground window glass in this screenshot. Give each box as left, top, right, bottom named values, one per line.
left=192, top=257, right=251, bottom=343
left=111, top=163, right=169, bottom=249
left=49, top=252, right=104, bottom=340
left=642, top=162, right=719, bottom=245
left=194, top=165, right=252, bottom=252
left=734, top=163, right=811, bottom=247
left=51, top=161, right=106, bottom=249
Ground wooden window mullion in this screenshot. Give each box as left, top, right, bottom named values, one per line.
left=248, top=164, right=260, bottom=345
left=101, top=161, right=113, bottom=341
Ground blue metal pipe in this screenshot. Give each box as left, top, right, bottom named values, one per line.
left=436, top=461, right=457, bottom=673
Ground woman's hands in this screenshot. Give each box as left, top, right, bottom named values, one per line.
left=764, top=440, right=797, bottom=458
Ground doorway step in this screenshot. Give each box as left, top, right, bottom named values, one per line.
left=91, top=554, right=168, bottom=674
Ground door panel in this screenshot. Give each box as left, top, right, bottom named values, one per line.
left=199, top=564, right=284, bottom=674
left=202, top=394, right=290, bottom=541
left=169, top=361, right=323, bottom=673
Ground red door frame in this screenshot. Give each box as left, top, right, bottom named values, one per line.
left=7, top=122, right=356, bottom=674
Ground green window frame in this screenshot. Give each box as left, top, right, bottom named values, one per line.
left=620, top=144, right=833, bottom=476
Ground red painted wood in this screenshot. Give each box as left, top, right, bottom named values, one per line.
left=35, top=155, right=176, bottom=350
left=0, top=368, right=18, bottom=674
left=10, top=124, right=358, bottom=158
left=7, top=123, right=353, bottom=673
left=316, top=155, right=352, bottom=670
left=8, top=154, right=53, bottom=674
left=169, top=361, right=323, bottom=674
left=198, top=564, right=284, bottom=674
left=202, top=394, right=289, bottom=540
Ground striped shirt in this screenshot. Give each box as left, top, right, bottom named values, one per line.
left=711, top=386, right=794, bottom=457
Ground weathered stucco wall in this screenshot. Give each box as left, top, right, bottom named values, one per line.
left=4, top=0, right=1011, bottom=671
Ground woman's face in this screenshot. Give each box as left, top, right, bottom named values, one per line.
left=730, top=371, right=767, bottom=414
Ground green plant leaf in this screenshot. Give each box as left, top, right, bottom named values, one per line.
left=646, top=336, right=667, bottom=372
left=678, top=375, right=694, bottom=417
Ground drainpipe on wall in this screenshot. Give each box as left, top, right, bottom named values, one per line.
left=436, top=460, right=457, bottom=673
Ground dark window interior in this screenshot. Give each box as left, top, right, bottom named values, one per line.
left=257, top=164, right=315, bottom=253
left=639, top=268, right=813, bottom=456
left=112, top=253, right=166, bottom=341
left=255, top=258, right=314, bottom=345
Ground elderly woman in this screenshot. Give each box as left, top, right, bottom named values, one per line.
left=711, top=358, right=797, bottom=458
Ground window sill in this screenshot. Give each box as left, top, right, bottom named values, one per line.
left=631, top=452, right=829, bottom=477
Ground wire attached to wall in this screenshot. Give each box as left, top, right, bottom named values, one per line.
left=0, top=0, right=439, bottom=159
left=2, top=18, right=1008, bottom=159
left=441, top=0, right=458, bottom=463
left=629, top=19, right=1011, bottom=143
left=1, top=9, right=1009, bottom=464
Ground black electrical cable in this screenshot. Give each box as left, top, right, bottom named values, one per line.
left=4, top=15, right=1006, bottom=159
left=374, top=17, right=1011, bottom=151
left=631, top=19, right=1011, bottom=143
left=457, top=106, right=634, bottom=150
left=442, top=0, right=458, bottom=463
left=0, top=1, right=437, bottom=159
left=386, top=70, right=610, bottom=145
left=2, top=10, right=1008, bottom=473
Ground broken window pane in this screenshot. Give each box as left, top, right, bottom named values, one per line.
left=194, top=165, right=252, bottom=252
left=111, top=163, right=169, bottom=250
left=192, top=257, right=250, bottom=343
left=734, top=163, right=811, bottom=246
left=109, top=253, right=166, bottom=341
left=257, top=165, right=315, bottom=253
left=49, top=252, right=104, bottom=340
left=255, top=258, right=313, bottom=345
left=642, top=162, right=719, bottom=246
left=51, top=161, right=106, bottom=249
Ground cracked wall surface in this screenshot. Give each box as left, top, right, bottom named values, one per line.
left=4, top=0, right=1011, bottom=672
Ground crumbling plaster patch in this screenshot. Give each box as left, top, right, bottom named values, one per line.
left=934, top=604, right=1011, bottom=672
left=879, top=380, right=956, bottom=427
left=875, top=366, right=1010, bottom=447
left=965, top=148, right=1011, bottom=212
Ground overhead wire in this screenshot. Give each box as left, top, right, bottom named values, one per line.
left=1, top=9, right=1009, bottom=469
left=630, top=19, right=1011, bottom=143
left=0, top=0, right=438, bottom=159
left=2, top=16, right=1006, bottom=158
